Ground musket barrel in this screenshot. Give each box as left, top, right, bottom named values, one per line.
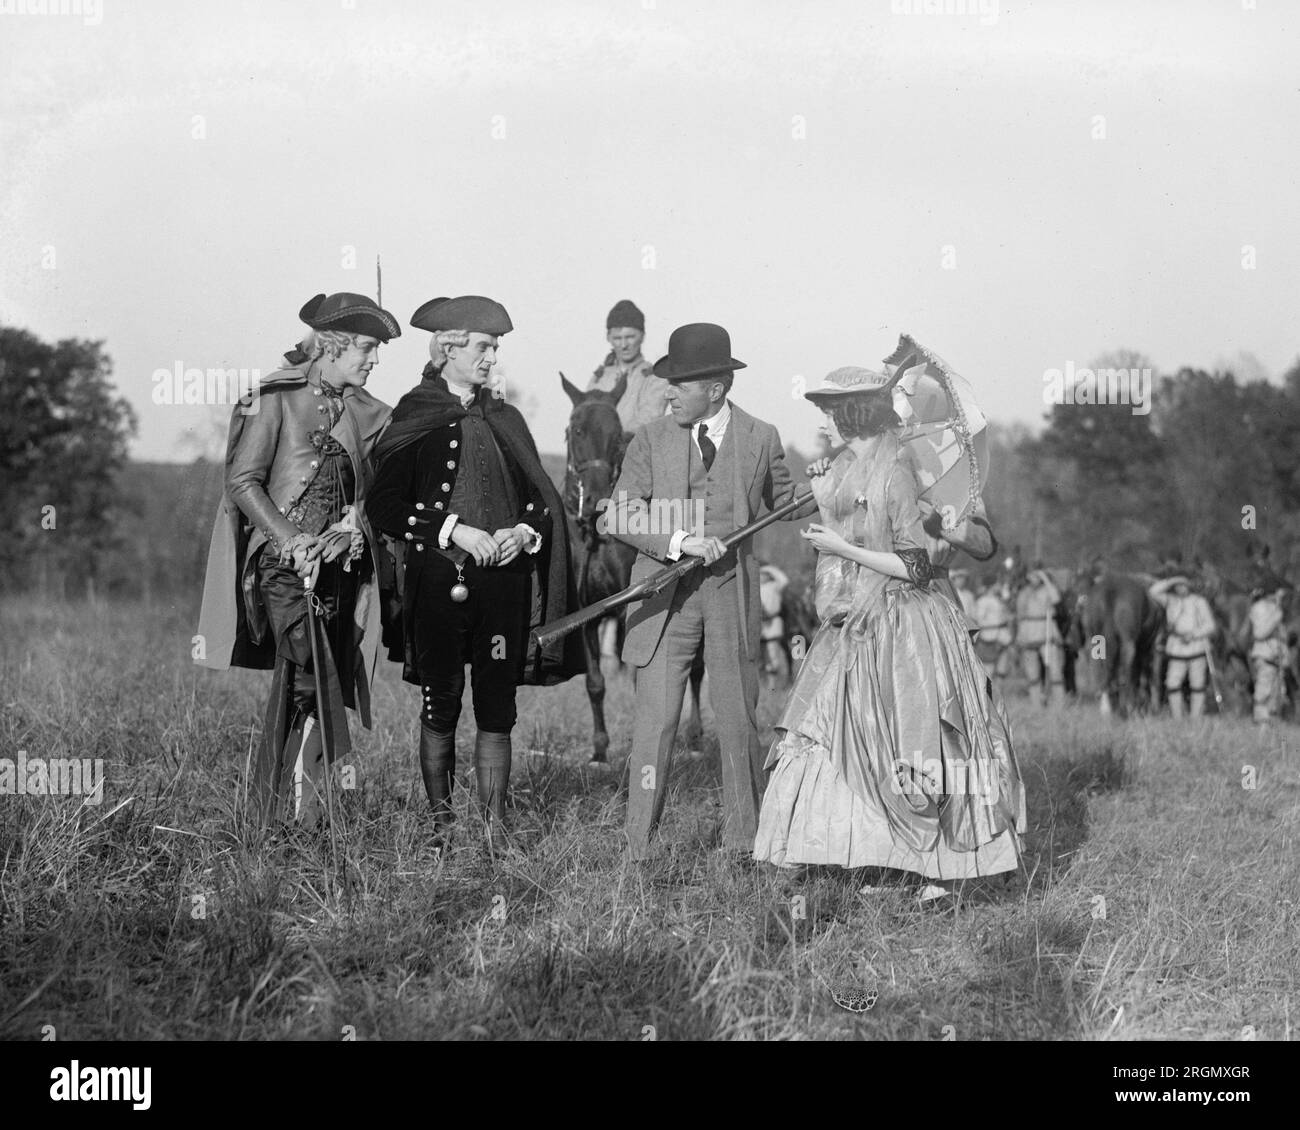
left=531, top=488, right=815, bottom=651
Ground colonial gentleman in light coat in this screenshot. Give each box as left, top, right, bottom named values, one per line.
left=196, top=291, right=398, bottom=826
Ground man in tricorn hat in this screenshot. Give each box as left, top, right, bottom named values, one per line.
left=197, top=291, right=399, bottom=826
left=587, top=299, right=669, bottom=433
left=367, top=296, right=583, bottom=850
left=608, top=322, right=817, bottom=862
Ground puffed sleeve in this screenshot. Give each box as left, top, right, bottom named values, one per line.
left=886, top=466, right=933, bottom=586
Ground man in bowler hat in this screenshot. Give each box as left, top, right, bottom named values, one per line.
left=367, top=296, right=583, bottom=850
left=609, top=322, right=817, bottom=860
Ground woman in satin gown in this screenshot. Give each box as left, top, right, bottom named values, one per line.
left=752, top=367, right=1025, bottom=900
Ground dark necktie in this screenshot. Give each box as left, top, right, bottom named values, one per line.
left=698, top=421, right=716, bottom=471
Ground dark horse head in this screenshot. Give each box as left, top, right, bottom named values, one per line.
left=561, top=371, right=632, bottom=542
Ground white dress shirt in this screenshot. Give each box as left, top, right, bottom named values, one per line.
left=667, top=401, right=732, bottom=560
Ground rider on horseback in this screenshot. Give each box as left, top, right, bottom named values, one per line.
left=586, top=299, right=670, bottom=433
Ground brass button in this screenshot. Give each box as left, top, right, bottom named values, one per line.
left=449, top=440, right=458, bottom=449
left=415, top=502, right=425, bottom=511
left=415, top=543, right=424, bottom=553
left=310, top=460, right=318, bottom=469
left=434, top=502, right=444, bottom=510
left=313, top=388, right=322, bottom=397
left=526, top=503, right=534, bottom=511
left=446, top=460, right=455, bottom=469
left=404, top=532, right=413, bottom=541
left=449, top=421, right=457, bottom=428
left=407, top=516, right=416, bottom=526
left=441, top=483, right=450, bottom=491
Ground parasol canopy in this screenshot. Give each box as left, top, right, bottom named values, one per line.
left=883, top=334, right=989, bottom=527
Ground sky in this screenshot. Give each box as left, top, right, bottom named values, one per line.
left=2, top=0, right=1297, bottom=462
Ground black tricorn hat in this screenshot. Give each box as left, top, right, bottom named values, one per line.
left=410, top=295, right=513, bottom=335
left=653, top=322, right=747, bottom=383
left=299, top=292, right=401, bottom=341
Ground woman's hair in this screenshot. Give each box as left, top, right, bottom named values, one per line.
left=824, top=392, right=901, bottom=439
left=308, top=329, right=357, bottom=361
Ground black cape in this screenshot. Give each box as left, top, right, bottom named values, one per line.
left=371, top=365, right=585, bottom=686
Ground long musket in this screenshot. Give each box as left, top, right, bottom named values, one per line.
left=1204, top=646, right=1224, bottom=710
left=531, top=488, right=815, bottom=650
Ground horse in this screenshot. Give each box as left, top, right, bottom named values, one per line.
left=560, top=374, right=704, bottom=763
left=1072, top=569, right=1163, bottom=716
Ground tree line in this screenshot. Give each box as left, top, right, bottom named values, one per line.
left=2, top=323, right=1298, bottom=602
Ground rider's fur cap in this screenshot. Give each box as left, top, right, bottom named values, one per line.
left=606, top=299, right=645, bottom=333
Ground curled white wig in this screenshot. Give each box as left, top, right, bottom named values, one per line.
left=429, top=328, right=471, bottom=373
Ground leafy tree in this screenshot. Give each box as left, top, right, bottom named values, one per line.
left=1150, top=369, right=1254, bottom=564
left=0, top=326, right=137, bottom=596
left=1020, top=351, right=1169, bottom=568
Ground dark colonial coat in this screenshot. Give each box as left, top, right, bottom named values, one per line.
left=367, top=367, right=586, bottom=687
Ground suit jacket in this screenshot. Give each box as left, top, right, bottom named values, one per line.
left=610, top=401, right=816, bottom=666
left=195, top=360, right=390, bottom=690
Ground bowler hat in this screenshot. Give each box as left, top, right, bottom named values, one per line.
left=299, top=292, right=401, bottom=341
left=653, top=323, right=746, bottom=383
left=411, top=295, right=513, bottom=336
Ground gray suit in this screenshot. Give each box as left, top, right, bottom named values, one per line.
left=610, top=402, right=815, bottom=858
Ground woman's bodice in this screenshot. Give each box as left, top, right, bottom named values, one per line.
left=812, top=435, right=927, bottom=623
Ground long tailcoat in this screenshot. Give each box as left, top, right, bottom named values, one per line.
left=195, top=360, right=391, bottom=720
left=610, top=402, right=816, bottom=667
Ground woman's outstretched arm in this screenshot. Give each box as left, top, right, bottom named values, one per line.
left=799, top=525, right=932, bottom=585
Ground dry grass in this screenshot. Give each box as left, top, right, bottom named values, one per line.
left=0, top=598, right=1296, bottom=1040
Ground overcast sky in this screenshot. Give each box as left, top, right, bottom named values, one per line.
left=2, top=0, right=1297, bottom=461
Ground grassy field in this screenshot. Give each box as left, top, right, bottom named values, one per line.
left=0, top=597, right=1296, bottom=1041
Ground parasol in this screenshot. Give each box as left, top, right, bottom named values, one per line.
left=883, top=334, right=989, bottom=528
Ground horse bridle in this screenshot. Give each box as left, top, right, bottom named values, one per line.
left=564, top=403, right=627, bottom=542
